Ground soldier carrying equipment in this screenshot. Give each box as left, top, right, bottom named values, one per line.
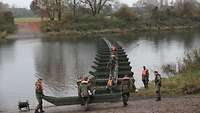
left=35, top=78, right=44, bottom=113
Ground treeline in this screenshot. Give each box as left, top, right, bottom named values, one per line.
left=10, top=7, right=36, bottom=18
left=0, top=2, right=15, bottom=38
left=30, top=0, right=114, bottom=21
left=30, top=0, right=200, bottom=35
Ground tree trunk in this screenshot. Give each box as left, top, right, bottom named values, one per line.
left=73, top=0, right=76, bottom=16
left=57, top=0, right=62, bottom=21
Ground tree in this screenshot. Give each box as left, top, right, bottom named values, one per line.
left=80, top=0, right=113, bottom=16
left=30, top=1, right=41, bottom=16
left=30, top=0, right=65, bottom=21
left=56, top=0, right=62, bottom=20
left=114, top=4, right=137, bottom=21
left=0, top=2, right=9, bottom=11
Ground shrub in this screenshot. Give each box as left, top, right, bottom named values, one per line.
left=114, top=4, right=138, bottom=21
left=0, top=11, right=15, bottom=33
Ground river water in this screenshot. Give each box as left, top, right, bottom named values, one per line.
left=0, top=31, right=200, bottom=111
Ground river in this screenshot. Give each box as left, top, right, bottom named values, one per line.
left=0, top=31, right=200, bottom=112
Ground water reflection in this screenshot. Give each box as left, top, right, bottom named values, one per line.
left=117, top=31, right=200, bottom=87
left=34, top=40, right=96, bottom=97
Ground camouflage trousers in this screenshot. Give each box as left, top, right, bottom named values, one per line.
left=155, top=85, right=161, bottom=101
left=35, top=93, right=43, bottom=112
left=122, top=92, right=130, bottom=106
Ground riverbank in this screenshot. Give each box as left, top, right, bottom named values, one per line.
left=41, top=15, right=200, bottom=38
left=2, top=94, right=200, bottom=113
left=43, top=25, right=197, bottom=38
left=36, top=95, right=200, bottom=113
left=0, top=11, right=15, bottom=42
left=1, top=18, right=43, bottom=41
left=135, top=67, right=200, bottom=97
left=0, top=31, right=7, bottom=39
left=136, top=48, right=200, bottom=97
left=0, top=31, right=15, bottom=43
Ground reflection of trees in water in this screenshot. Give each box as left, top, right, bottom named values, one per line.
left=0, top=42, right=15, bottom=65
left=35, top=42, right=68, bottom=96
left=34, top=40, right=96, bottom=96
left=116, top=31, right=198, bottom=50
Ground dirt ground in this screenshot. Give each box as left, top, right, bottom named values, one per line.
left=3, top=95, right=199, bottom=113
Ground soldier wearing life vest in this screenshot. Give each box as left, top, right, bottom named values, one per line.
left=121, top=75, right=134, bottom=106
left=35, top=78, right=44, bottom=113
left=111, top=45, right=117, bottom=56
left=79, top=77, right=90, bottom=105
left=106, top=77, right=113, bottom=93
left=154, top=71, right=162, bottom=101
left=142, top=66, right=149, bottom=88
left=107, top=55, right=116, bottom=77
left=77, top=76, right=83, bottom=97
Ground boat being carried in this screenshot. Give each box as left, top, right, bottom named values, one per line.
left=43, top=38, right=135, bottom=106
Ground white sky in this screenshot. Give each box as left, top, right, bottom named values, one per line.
left=1, top=0, right=138, bottom=9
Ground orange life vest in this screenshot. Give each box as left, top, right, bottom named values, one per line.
left=142, top=69, right=148, bottom=77
left=107, top=79, right=113, bottom=87
left=112, top=46, right=116, bottom=51
left=35, top=81, right=43, bottom=92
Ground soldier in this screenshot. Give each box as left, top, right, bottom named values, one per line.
left=142, top=66, right=149, bottom=88
left=35, top=78, right=44, bottom=113
left=111, top=45, right=117, bottom=56
left=154, top=71, right=162, bottom=101
left=121, top=75, right=134, bottom=106
left=79, top=77, right=90, bottom=106
left=77, top=76, right=83, bottom=97
left=106, top=77, right=113, bottom=93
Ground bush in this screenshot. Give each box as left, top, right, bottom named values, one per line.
left=114, top=4, right=138, bottom=21
left=0, top=11, right=15, bottom=33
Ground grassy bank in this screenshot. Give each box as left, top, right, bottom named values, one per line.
left=41, top=16, right=200, bottom=38
left=136, top=67, right=200, bottom=97
left=136, top=49, right=200, bottom=97
left=14, top=17, right=41, bottom=23
left=0, top=31, right=7, bottom=39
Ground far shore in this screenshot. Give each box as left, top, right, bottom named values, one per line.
left=42, top=25, right=197, bottom=38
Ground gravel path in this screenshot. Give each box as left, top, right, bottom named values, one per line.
left=3, top=95, right=200, bottom=113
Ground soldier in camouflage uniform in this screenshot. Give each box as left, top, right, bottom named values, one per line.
left=79, top=77, right=90, bottom=104
left=154, top=71, right=162, bottom=101
left=35, top=78, right=44, bottom=113
left=121, top=75, right=135, bottom=106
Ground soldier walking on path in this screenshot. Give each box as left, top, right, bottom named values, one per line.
left=154, top=71, right=162, bottom=101
left=35, top=78, right=44, bottom=113
left=79, top=77, right=91, bottom=110
left=121, top=75, right=135, bottom=107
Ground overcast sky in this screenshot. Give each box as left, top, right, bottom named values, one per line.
left=1, top=0, right=138, bottom=9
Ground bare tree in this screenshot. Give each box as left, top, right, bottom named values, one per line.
left=0, top=2, right=9, bottom=11
left=31, top=0, right=66, bottom=21
left=80, top=0, right=113, bottom=16
left=55, top=0, right=62, bottom=20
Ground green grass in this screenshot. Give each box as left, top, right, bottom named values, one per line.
left=135, top=67, right=200, bottom=97
left=14, top=17, right=42, bottom=23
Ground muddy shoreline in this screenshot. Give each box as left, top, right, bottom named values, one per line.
left=1, top=94, right=200, bottom=113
